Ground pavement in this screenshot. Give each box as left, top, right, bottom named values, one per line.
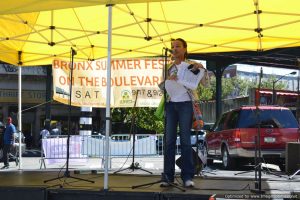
left=0, top=149, right=295, bottom=173
left=3, top=150, right=166, bottom=172
left=1, top=149, right=298, bottom=179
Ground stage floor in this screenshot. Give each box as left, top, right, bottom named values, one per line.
left=0, top=156, right=299, bottom=199
left=0, top=168, right=299, bottom=200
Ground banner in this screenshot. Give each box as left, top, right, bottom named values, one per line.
left=52, top=58, right=166, bottom=107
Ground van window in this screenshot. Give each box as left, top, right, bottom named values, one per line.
left=238, top=109, right=298, bottom=128
left=111, top=134, right=130, bottom=141
left=214, top=113, right=228, bottom=131
left=137, top=135, right=149, bottom=140
left=227, top=110, right=240, bottom=129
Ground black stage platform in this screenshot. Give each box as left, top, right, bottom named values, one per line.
left=0, top=170, right=299, bottom=200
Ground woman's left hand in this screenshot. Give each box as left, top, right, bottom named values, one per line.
left=192, top=62, right=204, bottom=70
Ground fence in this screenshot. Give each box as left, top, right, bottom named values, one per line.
left=200, top=96, right=249, bottom=122
left=40, top=134, right=179, bottom=169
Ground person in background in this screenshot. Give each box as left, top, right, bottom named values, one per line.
left=0, top=121, right=5, bottom=151
left=1, top=117, right=16, bottom=169
left=160, top=38, right=206, bottom=188
left=39, top=126, right=50, bottom=148
left=50, top=123, right=60, bottom=135
left=40, top=126, right=50, bottom=139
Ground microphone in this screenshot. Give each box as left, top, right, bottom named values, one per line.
left=163, top=47, right=174, bottom=54
left=188, top=64, right=200, bottom=75
left=71, top=47, right=77, bottom=55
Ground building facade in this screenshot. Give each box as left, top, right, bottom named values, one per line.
left=0, top=63, right=103, bottom=147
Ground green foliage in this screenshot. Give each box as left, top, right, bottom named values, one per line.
left=222, top=77, right=257, bottom=98
left=197, top=84, right=213, bottom=100
left=111, top=107, right=164, bottom=134
left=197, top=74, right=287, bottom=100
left=261, top=75, right=287, bottom=90
left=196, top=76, right=255, bottom=100
left=135, top=107, right=164, bottom=133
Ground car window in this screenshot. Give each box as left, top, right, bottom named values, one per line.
left=137, top=135, right=149, bottom=140
left=111, top=134, right=130, bottom=141
left=238, top=109, right=298, bottom=128
left=203, top=123, right=214, bottom=131
left=227, top=110, right=240, bottom=129
left=214, top=112, right=228, bottom=131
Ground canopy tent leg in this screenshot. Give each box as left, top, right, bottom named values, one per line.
left=18, top=65, right=22, bottom=170
left=104, top=4, right=113, bottom=191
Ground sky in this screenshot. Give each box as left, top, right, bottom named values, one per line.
left=237, top=64, right=298, bottom=77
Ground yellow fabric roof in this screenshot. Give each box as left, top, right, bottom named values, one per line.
left=0, top=0, right=168, bottom=15
left=0, top=0, right=300, bottom=66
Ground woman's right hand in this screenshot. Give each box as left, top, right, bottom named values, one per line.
left=168, top=74, right=177, bottom=80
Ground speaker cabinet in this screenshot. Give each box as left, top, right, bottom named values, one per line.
left=286, top=142, right=300, bottom=174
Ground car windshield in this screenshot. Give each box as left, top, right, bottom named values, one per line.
left=238, top=109, right=299, bottom=128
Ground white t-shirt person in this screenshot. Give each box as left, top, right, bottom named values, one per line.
left=40, top=128, right=50, bottom=139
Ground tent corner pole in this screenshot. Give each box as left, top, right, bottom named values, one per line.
left=18, top=66, right=22, bottom=170
left=104, top=4, right=113, bottom=191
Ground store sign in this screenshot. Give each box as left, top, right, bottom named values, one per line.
left=52, top=58, right=167, bottom=108
left=0, top=89, right=46, bottom=103
left=0, top=64, right=47, bottom=76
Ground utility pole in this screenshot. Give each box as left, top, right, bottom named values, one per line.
left=272, top=71, right=296, bottom=105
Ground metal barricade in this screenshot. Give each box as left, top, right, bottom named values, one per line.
left=40, top=134, right=169, bottom=169
left=40, top=135, right=104, bottom=168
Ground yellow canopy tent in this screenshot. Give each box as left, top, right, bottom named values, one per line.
left=0, top=0, right=300, bottom=66
left=1, top=0, right=300, bottom=189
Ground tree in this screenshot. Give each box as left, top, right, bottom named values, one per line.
left=199, top=76, right=256, bottom=100
left=198, top=74, right=287, bottom=100
left=261, top=75, right=287, bottom=90
left=111, top=107, right=164, bottom=134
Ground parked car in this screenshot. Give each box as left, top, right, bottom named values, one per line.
left=13, top=132, right=26, bottom=155
left=0, top=121, right=4, bottom=134
left=177, top=122, right=213, bottom=147
left=176, top=130, right=206, bottom=147
left=110, top=134, right=131, bottom=141
left=110, top=133, right=152, bottom=142
left=202, top=123, right=214, bottom=132
left=205, top=106, right=300, bottom=170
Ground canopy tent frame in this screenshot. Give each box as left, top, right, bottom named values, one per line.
left=1, top=1, right=300, bottom=66
left=1, top=0, right=300, bottom=191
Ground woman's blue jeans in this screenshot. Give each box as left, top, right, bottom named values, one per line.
left=163, top=101, right=194, bottom=182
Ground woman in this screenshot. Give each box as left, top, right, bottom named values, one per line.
left=161, top=38, right=205, bottom=187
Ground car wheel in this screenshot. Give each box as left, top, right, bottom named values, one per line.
left=278, top=163, right=285, bottom=172
left=222, top=146, right=235, bottom=170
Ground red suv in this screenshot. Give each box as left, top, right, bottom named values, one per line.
left=205, top=106, right=300, bottom=170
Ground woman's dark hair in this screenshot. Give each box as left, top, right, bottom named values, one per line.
left=172, top=38, right=188, bottom=59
